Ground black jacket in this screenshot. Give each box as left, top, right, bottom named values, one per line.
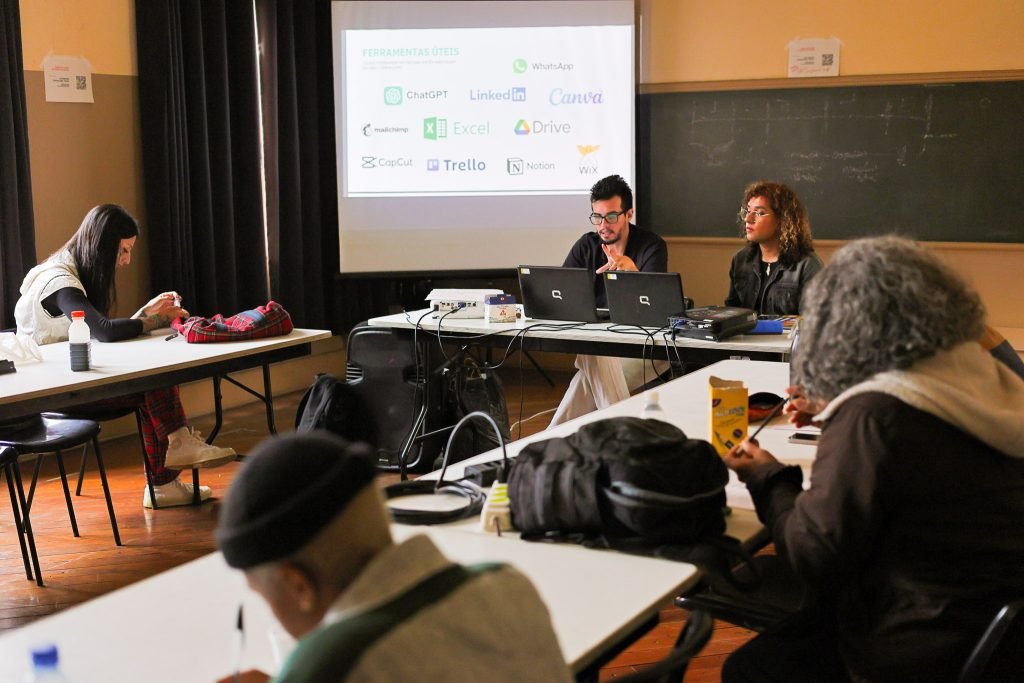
left=725, top=246, right=822, bottom=315
left=745, top=392, right=1024, bottom=682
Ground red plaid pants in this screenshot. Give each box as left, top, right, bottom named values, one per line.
left=75, top=386, right=188, bottom=486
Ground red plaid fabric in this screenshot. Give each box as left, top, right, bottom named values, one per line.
left=171, top=300, right=294, bottom=343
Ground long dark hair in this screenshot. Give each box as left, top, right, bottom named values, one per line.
left=62, top=204, right=140, bottom=316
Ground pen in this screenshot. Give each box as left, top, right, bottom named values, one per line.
left=234, top=605, right=244, bottom=683
left=746, top=396, right=791, bottom=444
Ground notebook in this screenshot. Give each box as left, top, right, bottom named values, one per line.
left=518, top=266, right=608, bottom=323
left=604, top=271, right=685, bottom=328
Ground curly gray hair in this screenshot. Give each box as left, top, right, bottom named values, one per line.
left=793, top=235, right=986, bottom=401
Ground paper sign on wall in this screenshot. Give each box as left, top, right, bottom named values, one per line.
left=42, top=54, right=94, bottom=103
left=787, top=38, right=841, bottom=78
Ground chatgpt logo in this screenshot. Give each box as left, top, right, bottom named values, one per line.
left=423, top=117, right=448, bottom=140
left=384, top=86, right=403, bottom=105
left=512, top=58, right=527, bottom=74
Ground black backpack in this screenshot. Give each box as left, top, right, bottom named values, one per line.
left=294, top=373, right=377, bottom=445
left=507, top=417, right=728, bottom=545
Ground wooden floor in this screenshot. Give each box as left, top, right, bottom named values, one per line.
left=0, top=368, right=754, bottom=681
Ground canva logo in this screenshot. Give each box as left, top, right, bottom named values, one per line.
left=383, top=86, right=403, bottom=105
left=515, top=119, right=571, bottom=135
left=549, top=88, right=604, bottom=105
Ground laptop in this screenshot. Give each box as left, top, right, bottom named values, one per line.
left=604, top=271, right=685, bottom=328
left=518, top=266, right=608, bottom=323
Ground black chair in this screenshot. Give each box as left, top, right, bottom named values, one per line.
left=0, top=416, right=121, bottom=585
left=45, top=405, right=159, bottom=509
left=959, top=599, right=1024, bottom=682
left=612, top=609, right=713, bottom=683
left=1, top=445, right=42, bottom=584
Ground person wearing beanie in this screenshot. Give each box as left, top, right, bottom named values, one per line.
left=216, top=431, right=570, bottom=683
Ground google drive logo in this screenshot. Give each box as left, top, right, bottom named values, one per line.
left=514, top=119, right=531, bottom=135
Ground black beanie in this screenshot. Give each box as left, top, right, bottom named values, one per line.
left=216, top=431, right=377, bottom=569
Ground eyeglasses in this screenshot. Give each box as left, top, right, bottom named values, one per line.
left=589, top=211, right=625, bottom=226
left=739, top=207, right=773, bottom=221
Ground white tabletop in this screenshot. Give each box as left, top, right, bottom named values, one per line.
left=0, top=525, right=698, bottom=681
left=0, top=329, right=331, bottom=419
left=369, top=309, right=794, bottom=356
left=419, top=359, right=817, bottom=512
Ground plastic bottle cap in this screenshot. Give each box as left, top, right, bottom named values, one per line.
left=31, top=643, right=58, bottom=668
left=71, top=311, right=85, bottom=319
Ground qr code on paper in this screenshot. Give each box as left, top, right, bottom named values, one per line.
left=76, top=75, right=87, bottom=90
left=821, top=54, right=834, bottom=66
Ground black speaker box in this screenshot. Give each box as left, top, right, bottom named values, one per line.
left=345, top=324, right=444, bottom=472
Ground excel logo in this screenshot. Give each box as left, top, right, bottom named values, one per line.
left=423, top=117, right=448, bottom=140
left=383, top=86, right=403, bottom=105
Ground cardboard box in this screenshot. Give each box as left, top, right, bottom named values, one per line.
left=709, top=376, right=748, bottom=456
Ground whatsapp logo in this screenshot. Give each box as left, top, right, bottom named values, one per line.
left=512, top=58, right=527, bottom=74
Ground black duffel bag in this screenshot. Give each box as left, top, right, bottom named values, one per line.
left=508, top=417, right=728, bottom=545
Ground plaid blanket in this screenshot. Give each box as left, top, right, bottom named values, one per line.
left=171, top=301, right=294, bottom=343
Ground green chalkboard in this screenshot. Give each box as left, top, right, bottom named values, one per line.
left=637, top=81, right=1024, bottom=242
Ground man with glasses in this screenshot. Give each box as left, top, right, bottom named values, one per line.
left=549, top=175, right=668, bottom=426
left=726, top=181, right=822, bottom=315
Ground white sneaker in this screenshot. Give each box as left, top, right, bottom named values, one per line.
left=164, top=427, right=236, bottom=469
left=143, top=478, right=214, bottom=509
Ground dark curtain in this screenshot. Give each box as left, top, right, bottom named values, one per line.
left=135, top=0, right=268, bottom=317
left=255, top=0, right=337, bottom=329
left=0, top=1, right=36, bottom=329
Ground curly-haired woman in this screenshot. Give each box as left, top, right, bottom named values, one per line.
left=725, top=181, right=822, bottom=315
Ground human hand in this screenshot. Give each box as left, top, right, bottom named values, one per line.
left=723, top=438, right=778, bottom=482
left=595, top=244, right=639, bottom=273
left=139, top=306, right=189, bottom=332
left=784, top=385, right=826, bottom=428
left=214, top=670, right=271, bottom=683
left=139, top=292, right=182, bottom=318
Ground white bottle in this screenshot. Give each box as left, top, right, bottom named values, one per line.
left=24, top=644, right=70, bottom=682
left=640, top=390, right=664, bottom=420
left=68, top=310, right=90, bottom=372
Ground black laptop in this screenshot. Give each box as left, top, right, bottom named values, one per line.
left=604, top=271, right=685, bottom=328
left=518, top=266, right=608, bottom=323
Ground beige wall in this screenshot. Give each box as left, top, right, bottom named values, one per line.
left=643, top=0, right=1024, bottom=83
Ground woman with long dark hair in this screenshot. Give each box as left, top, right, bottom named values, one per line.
left=15, top=204, right=235, bottom=508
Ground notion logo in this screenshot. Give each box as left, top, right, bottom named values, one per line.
left=517, top=119, right=571, bottom=135
left=427, top=159, right=440, bottom=171
left=549, top=88, right=604, bottom=105
left=506, top=157, right=554, bottom=175
left=423, top=117, right=447, bottom=140
left=383, top=86, right=403, bottom=105
left=512, top=58, right=528, bottom=74
left=507, top=157, right=523, bottom=175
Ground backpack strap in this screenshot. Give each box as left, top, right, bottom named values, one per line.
left=273, top=562, right=504, bottom=683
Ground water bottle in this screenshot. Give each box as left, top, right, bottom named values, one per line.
left=68, top=311, right=90, bottom=372
left=639, top=390, right=664, bottom=420
left=24, top=644, right=70, bottom=682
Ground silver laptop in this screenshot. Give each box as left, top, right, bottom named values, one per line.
left=518, top=266, right=607, bottom=323
left=604, top=271, right=685, bottom=328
